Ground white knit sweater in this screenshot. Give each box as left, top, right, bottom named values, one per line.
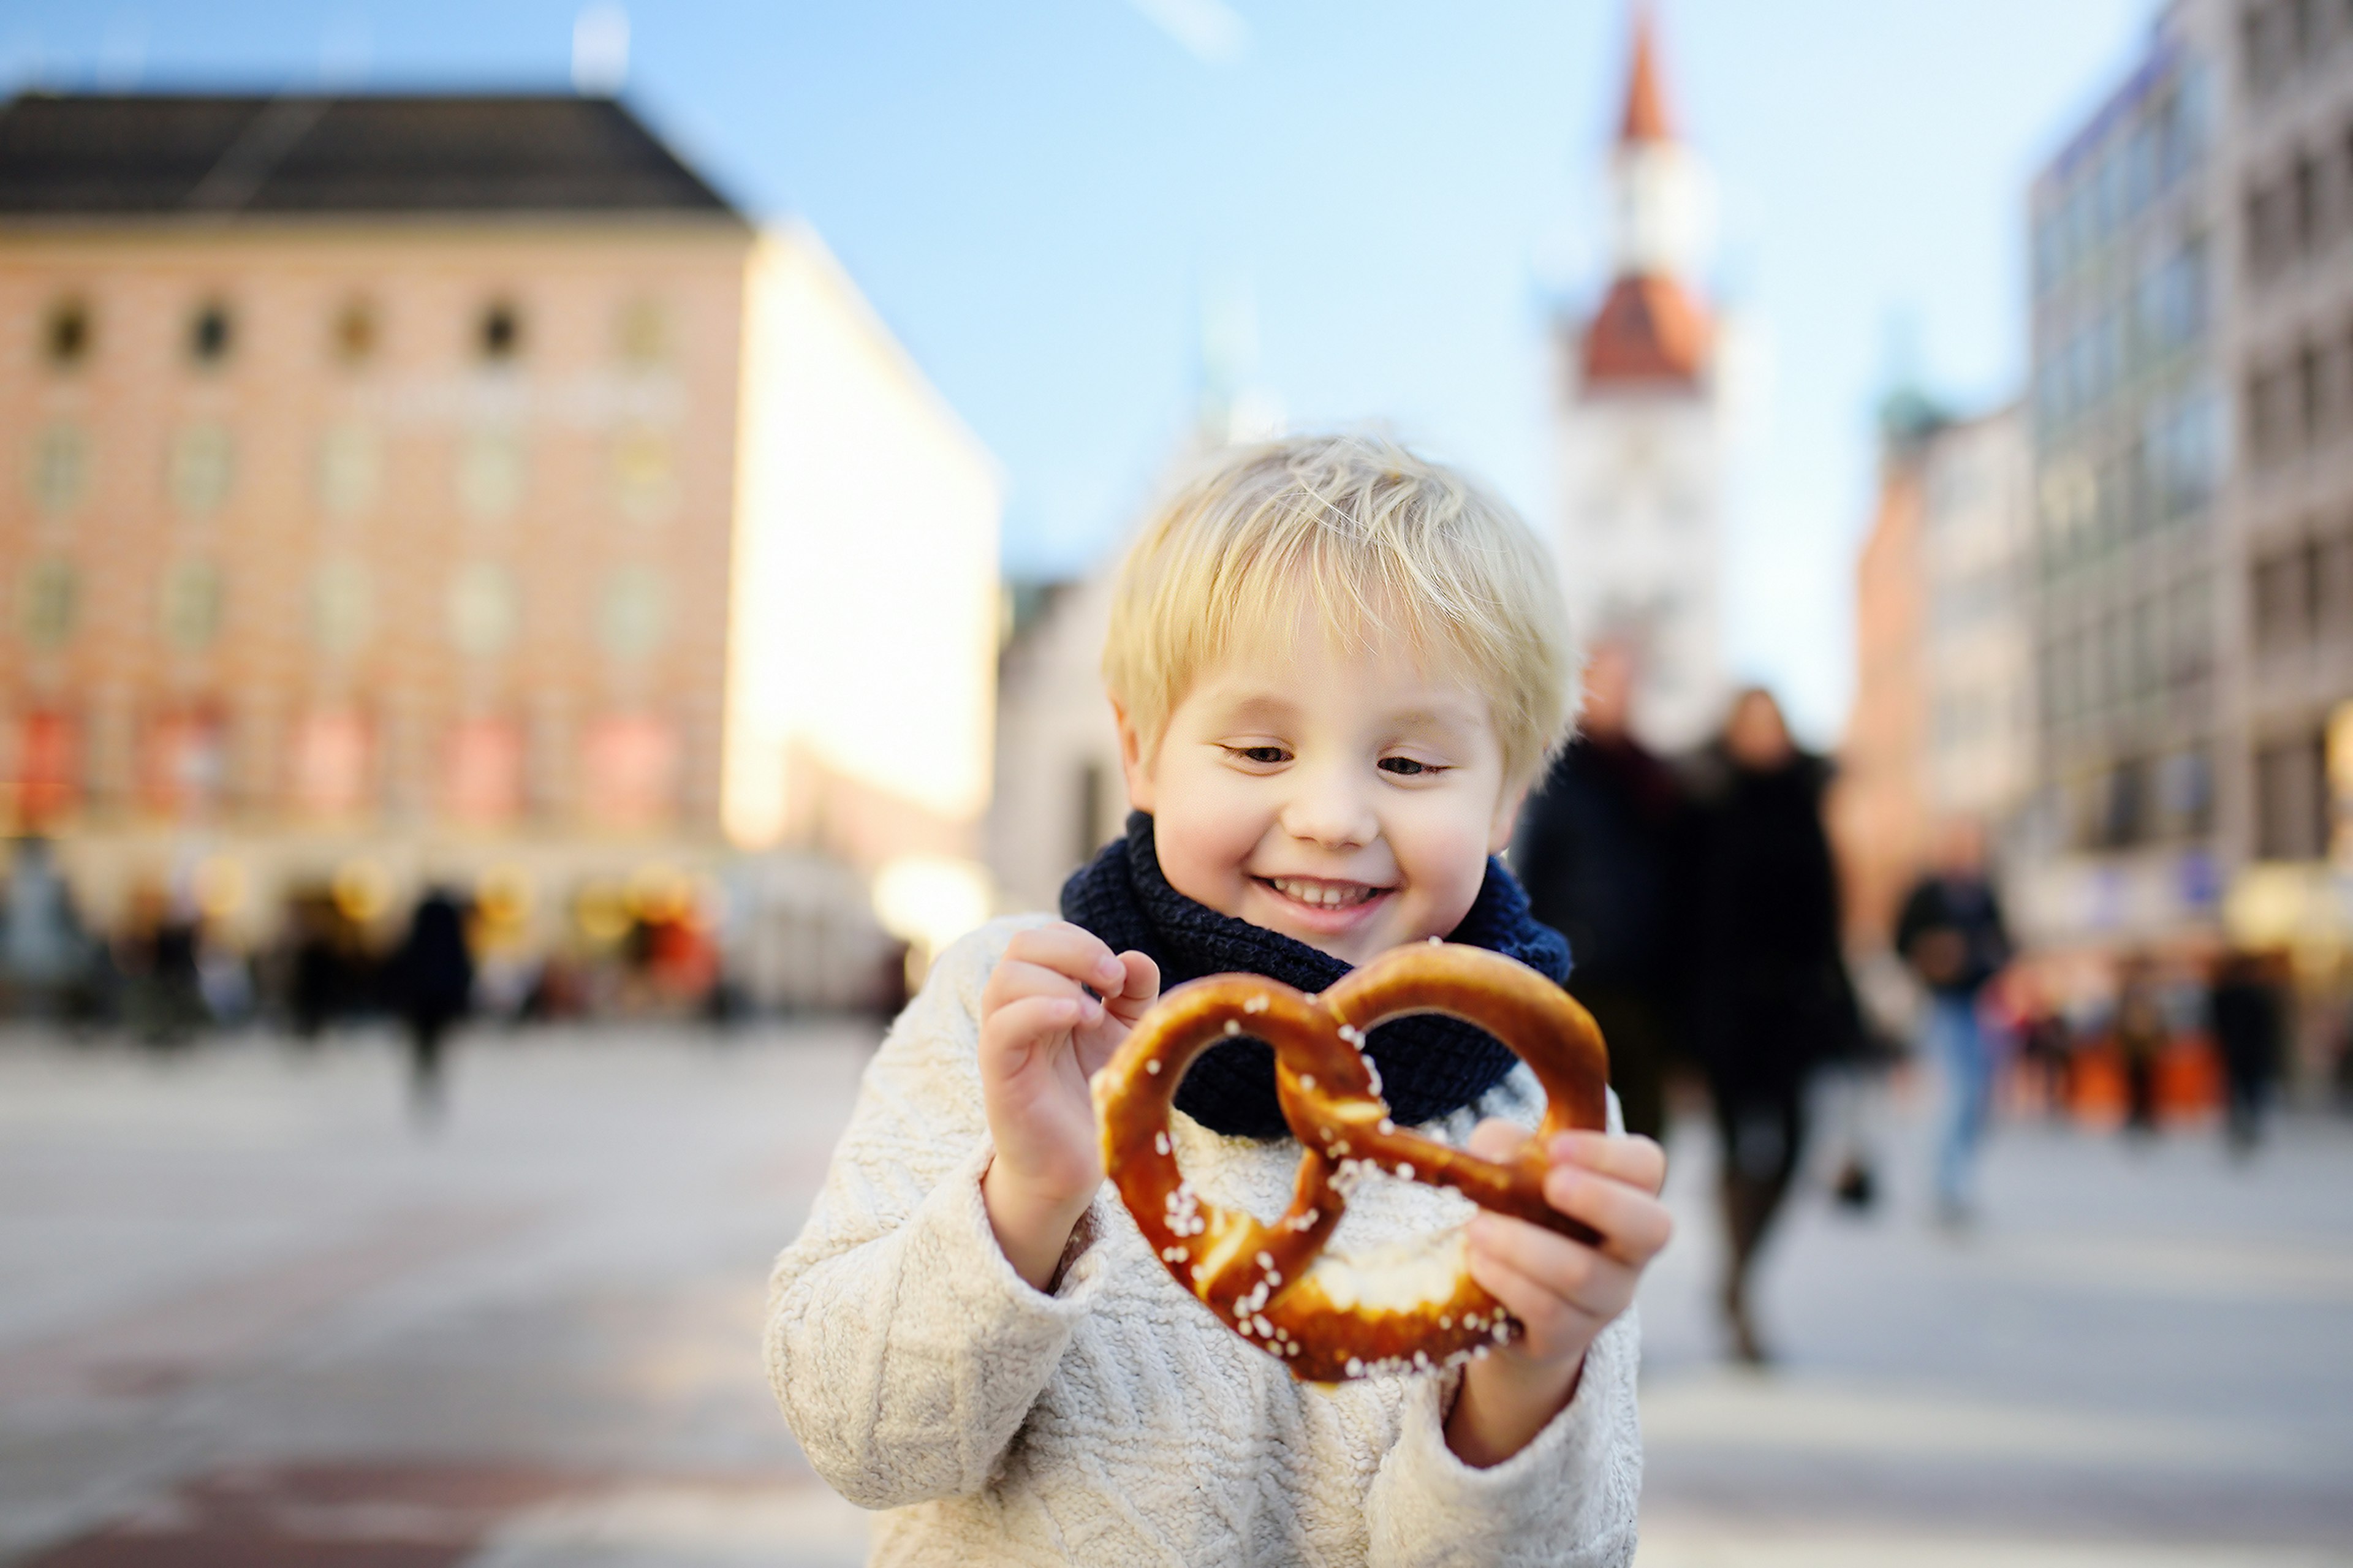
left=766, top=917, right=1642, bottom=1567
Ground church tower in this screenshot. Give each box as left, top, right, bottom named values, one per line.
left=1555, top=3, right=1725, bottom=750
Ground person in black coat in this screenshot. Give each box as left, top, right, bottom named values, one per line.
left=2210, top=949, right=2285, bottom=1157
left=1512, top=641, right=1683, bottom=1142
left=1681, top=688, right=1859, bottom=1363
left=387, top=890, right=474, bottom=1124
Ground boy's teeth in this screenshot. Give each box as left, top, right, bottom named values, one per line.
left=1271, top=877, right=1373, bottom=908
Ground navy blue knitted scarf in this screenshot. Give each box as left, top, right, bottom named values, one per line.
left=1059, top=812, right=1573, bottom=1140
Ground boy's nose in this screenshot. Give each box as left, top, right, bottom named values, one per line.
left=1278, top=766, right=1377, bottom=851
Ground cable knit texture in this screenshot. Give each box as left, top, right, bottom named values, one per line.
left=766, top=916, right=1642, bottom=1567
left=1059, top=812, right=1575, bottom=1138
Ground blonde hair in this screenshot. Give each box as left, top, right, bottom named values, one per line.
left=1103, top=431, right=1578, bottom=786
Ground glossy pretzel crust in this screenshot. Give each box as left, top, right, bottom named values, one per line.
left=1093, top=942, right=1609, bottom=1382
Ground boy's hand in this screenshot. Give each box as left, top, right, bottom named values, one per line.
left=1446, top=1123, right=1671, bottom=1468
left=977, top=922, right=1159, bottom=1289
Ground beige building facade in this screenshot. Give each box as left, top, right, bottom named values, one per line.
left=0, top=94, right=1001, bottom=965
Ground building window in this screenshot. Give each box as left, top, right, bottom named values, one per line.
left=610, top=426, right=676, bottom=520
left=597, top=566, right=669, bottom=663
left=2156, top=748, right=2213, bottom=838
left=8, top=710, right=79, bottom=824
left=478, top=300, right=523, bottom=362
left=2253, top=547, right=2314, bottom=651
left=456, top=428, right=528, bottom=520
left=188, top=301, right=233, bottom=367
left=581, top=714, right=678, bottom=829
left=157, top=560, right=225, bottom=653
left=444, top=716, right=525, bottom=826
left=167, top=423, right=235, bottom=517
left=141, top=708, right=225, bottom=819
left=289, top=710, right=372, bottom=819
left=616, top=298, right=669, bottom=367
left=29, top=423, right=89, bottom=516
left=42, top=299, right=91, bottom=369
left=332, top=298, right=379, bottom=365
left=2255, top=730, right=2328, bottom=860
left=316, top=422, right=381, bottom=518
left=17, top=558, right=78, bottom=650
left=446, top=561, right=519, bottom=656
left=309, top=558, right=373, bottom=657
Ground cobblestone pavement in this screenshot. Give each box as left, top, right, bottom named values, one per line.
left=1, top=1025, right=2347, bottom=1566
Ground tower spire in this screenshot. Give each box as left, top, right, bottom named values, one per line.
left=1618, top=3, right=1675, bottom=145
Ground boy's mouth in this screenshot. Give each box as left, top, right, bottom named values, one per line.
left=1257, top=875, right=1393, bottom=912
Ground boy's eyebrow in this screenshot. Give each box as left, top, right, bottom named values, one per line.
left=1380, top=699, right=1487, bottom=739
left=1203, top=692, right=1302, bottom=728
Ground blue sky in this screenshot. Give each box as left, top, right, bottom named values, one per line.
left=2, top=0, right=2154, bottom=741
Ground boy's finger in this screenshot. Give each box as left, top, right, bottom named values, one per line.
left=1545, top=1131, right=1667, bottom=1195
left=1463, top=1230, right=1607, bottom=1349
left=1466, top=1211, right=1596, bottom=1300
left=1116, top=950, right=1160, bottom=1002
left=984, top=961, right=1104, bottom=1022
left=1540, top=1165, right=1674, bottom=1266
left=980, top=994, right=1086, bottom=1063
left=1469, top=1213, right=1635, bottom=1320
left=1001, top=923, right=1126, bottom=992
left=1464, top=1118, right=1534, bottom=1162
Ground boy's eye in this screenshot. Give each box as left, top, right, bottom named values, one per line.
left=1228, top=745, right=1290, bottom=765
left=1379, top=756, right=1442, bottom=776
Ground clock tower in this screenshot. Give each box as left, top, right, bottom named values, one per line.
left=1555, top=3, right=1724, bottom=750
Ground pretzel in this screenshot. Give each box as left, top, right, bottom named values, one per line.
left=1094, top=941, right=1609, bottom=1382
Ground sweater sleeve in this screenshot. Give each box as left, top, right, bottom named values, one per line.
left=762, top=918, right=1110, bottom=1510
left=1362, top=1309, right=1643, bottom=1567
left=1362, top=1081, right=1644, bottom=1567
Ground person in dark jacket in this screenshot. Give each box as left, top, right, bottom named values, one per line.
left=388, top=890, right=474, bottom=1124
left=2210, top=948, right=2285, bottom=1157
left=1512, top=641, right=1684, bottom=1142
left=1682, top=687, right=1859, bottom=1364
left=2115, top=953, right=2168, bottom=1137
left=1894, top=817, right=2012, bottom=1223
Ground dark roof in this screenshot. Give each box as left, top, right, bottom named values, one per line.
left=0, top=93, right=742, bottom=219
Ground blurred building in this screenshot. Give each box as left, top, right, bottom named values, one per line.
left=987, top=286, right=1279, bottom=915
left=727, top=223, right=1003, bottom=963
left=1923, top=406, right=2038, bottom=824
left=1552, top=6, right=1726, bottom=751
left=2226, top=0, right=2353, bottom=952
left=990, top=573, right=1124, bottom=915
left=0, top=93, right=999, bottom=973
left=2022, top=0, right=2353, bottom=954
left=1834, top=397, right=2036, bottom=950
left=2022, top=10, right=2228, bottom=948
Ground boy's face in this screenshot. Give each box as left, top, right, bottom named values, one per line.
left=1117, top=623, right=1523, bottom=968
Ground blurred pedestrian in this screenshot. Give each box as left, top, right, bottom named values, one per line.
left=387, top=890, right=474, bottom=1124
left=2210, top=949, right=2284, bottom=1158
left=1894, top=816, right=2012, bottom=1224
left=1683, top=688, right=1860, bottom=1363
left=1512, top=640, right=1684, bottom=1142
left=2115, top=953, right=2167, bottom=1137
left=119, top=879, right=206, bottom=1045
left=2, top=836, right=89, bottom=1021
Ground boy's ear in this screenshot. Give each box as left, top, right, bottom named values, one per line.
left=1113, top=702, right=1156, bottom=814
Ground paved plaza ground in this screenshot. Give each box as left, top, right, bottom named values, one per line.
left=0, top=1020, right=2347, bottom=1566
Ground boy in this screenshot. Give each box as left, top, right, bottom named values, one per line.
left=768, top=433, right=1670, bottom=1565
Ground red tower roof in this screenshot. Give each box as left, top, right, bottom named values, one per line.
left=1618, top=6, right=1675, bottom=144
left=1580, top=274, right=1710, bottom=389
